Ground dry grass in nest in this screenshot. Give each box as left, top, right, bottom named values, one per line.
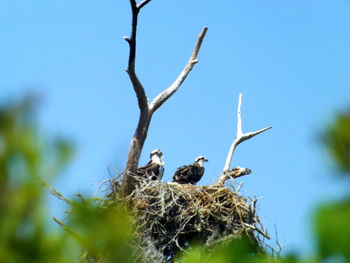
left=107, top=173, right=269, bottom=262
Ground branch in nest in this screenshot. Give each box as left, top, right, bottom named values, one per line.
left=223, top=94, right=272, bottom=173
left=243, top=223, right=271, bottom=240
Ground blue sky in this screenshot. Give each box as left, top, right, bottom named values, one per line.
left=1, top=0, right=350, bottom=255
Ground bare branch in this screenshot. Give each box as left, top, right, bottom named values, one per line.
left=243, top=223, right=271, bottom=240
left=236, top=181, right=244, bottom=193
left=251, top=198, right=257, bottom=218
left=149, top=27, right=208, bottom=113
left=223, top=94, right=272, bottom=173
left=125, top=0, right=149, bottom=112
left=137, top=0, right=152, bottom=9
left=126, top=71, right=149, bottom=112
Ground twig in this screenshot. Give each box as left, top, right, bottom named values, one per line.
left=223, top=94, right=272, bottom=173
left=242, top=223, right=271, bottom=240
left=274, top=223, right=284, bottom=256
left=236, top=182, right=244, bottom=193
left=95, top=178, right=113, bottom=196
left=250, top=198, right=257, bottom=218
left=40, top=179, right=72, bottom=205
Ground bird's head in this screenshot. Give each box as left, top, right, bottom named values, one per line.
left=195, top=156, right=208, bottom=166
left=150, top=149, right=164, bottom=165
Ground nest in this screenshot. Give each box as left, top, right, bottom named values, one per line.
left=107, top=173, right=269, bottom=262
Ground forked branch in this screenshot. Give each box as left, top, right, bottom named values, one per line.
left=122, top=0, right=208, bottom=196
left=223, top=94, right=272, bottom=173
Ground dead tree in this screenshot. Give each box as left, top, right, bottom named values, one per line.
left=217, top=93, right=272, bottom=185
left=113, top=2, right=273, bottom=259
left=122, top=0, right=208, bottom=196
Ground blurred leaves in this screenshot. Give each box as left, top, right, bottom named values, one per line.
left=0, top=95, right=75, bottom=262
left=178, top=237, right=278, bottom=263
left=67, top=197, right=134, bottom=263
left=315, top=200, right=350, bottom=261
left=322, top=111, right=350, bottom=175
left=314, top=108, right=350, bottom=262
left=0, top=95, right=135, bottom=262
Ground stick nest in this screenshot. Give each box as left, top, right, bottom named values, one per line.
left=107, top=173, right=268, bottom=262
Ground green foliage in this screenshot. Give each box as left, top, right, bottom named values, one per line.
left=0, top=96, right=74, bottom=262
left=322, top=111, right=350, bottom=174
left=178, top=237, right=278, bottom=263
left=0, top=96, right=136, bottom=262
left=313, top=109, right=350, bottom=262
left=67, top=198, right=134, bottom=263
left=315, top=200, right=350, bottom=261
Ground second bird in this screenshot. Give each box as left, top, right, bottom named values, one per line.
left=173, top=156, right=208, bottom=185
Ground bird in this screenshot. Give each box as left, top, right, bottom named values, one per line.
left=172, top=156, right=208, bottom=185
left=136, top=149, right=164, bottom=180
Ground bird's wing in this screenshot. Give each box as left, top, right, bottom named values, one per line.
left=137, top=161, right=164, bottom=180
left=173, top=165, right=192, bottom=182
left=137, top=160, right=153, bottom=175
left=174, top=165, right=191, bottom=175
left=188, top=166, right=204, bottom=184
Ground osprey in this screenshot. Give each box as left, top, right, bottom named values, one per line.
left=137, top=149, right=164, bottom=180
left=172, top=156, right=208, bottom=185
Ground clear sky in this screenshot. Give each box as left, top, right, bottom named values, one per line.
left=1, top=0, right=350, bottom=255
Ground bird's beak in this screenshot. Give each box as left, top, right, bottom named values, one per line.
left=204, top=158, right=208, bottom=162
